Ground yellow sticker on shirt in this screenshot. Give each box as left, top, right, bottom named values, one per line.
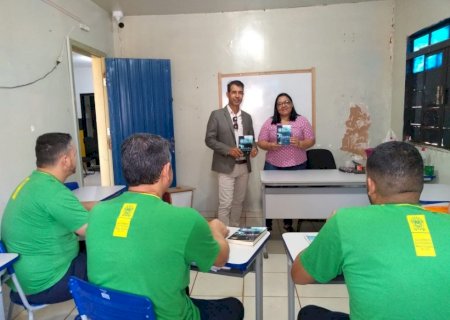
left=113, top=203, right=137, bottom=238
left=12, top=177, right=30, bottom=200
left=407, top=215, right=435, bottom=257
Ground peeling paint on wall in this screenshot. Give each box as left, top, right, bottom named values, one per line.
left=340, top=104, right=371, bottom=157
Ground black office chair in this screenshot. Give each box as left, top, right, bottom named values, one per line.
left=297, top=149, right=337, bottom=232
left=306, top=149, right=337, bottom=169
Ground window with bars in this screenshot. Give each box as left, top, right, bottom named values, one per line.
left=403, top=18, right=450, bottom=149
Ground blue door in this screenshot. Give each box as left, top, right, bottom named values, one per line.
left=106, top=58, right=176, bottom=186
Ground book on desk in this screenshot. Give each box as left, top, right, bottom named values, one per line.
left=227, top=227, right=268, bottom=246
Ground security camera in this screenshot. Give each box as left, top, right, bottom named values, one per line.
left=112, top=10, right=124, bottom=28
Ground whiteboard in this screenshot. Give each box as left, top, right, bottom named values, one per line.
left=218, top=69, right=315, bottom=141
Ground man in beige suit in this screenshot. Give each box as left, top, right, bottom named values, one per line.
left=205, top=80, right=258, bottom=226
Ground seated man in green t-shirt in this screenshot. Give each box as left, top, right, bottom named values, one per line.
left=1, top=132, right=89, bottom=304
left=87, top=133, right=244, bottom=320
left=291, top=141, right=450, bottom=320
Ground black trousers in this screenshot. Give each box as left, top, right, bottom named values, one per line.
left=298, top=305, right=349, bottom=320
left=192, top=297, right=244, bottom=320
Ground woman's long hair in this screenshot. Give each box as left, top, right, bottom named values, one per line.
left=271, top=93, right=299, bottom=124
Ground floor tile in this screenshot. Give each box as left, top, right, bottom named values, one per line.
left=243, top=296, right=300, bottom=320
left=244, top=272, right=287, bottom=297
left=296, top=284, right=348, bottom=298
left=263, top=253, right=287, bottom=273
left=13, top=300, right=75, bottom=320
left=191, top=272, right=243, bottom=297
left=299, top=297, right=349, bottom=313
left=266, top=239, right=285, bottom=254
left=2, top=285, right=25, bottom=319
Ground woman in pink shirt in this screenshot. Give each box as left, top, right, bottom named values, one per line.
left=257, top=93, right=315, bottom=231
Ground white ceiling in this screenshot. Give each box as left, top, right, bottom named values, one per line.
left=91, top=0, right=380, bottom=16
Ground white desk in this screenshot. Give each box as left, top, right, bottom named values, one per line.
left=0, top=253, right=19, bottom=320
left=420, top=184, right=450, bottom=204
left=282, top=232, right=317, bottom=320
left=208, top=227, right=270, bottom=320
left=73, top=185, right=127, bottom=202
left=261, top=170, right=369, bottom=219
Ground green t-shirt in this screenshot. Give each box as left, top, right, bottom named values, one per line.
left=87, top=192, right=220, bottom=320
left=1, top=170, right=88, bottom=294
left=301, top=204, right=450, bottom=319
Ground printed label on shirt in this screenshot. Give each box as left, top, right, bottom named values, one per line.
left=406, top=215, right=435, bottom=257
left=113, top=203, right=137, bottom=238
left=12, top=177, right=30, bottom=200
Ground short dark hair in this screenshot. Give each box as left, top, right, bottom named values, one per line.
left=271, top=93, right=298, bottom=124
left=366, top=141, right=423, bottom=197
left=227, top=80, right=244, bottom=92
left=121, top=133, right=171, bottom=186
left=35, top=133, right=73, bottom=167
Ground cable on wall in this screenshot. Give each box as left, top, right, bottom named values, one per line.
left=0, top=25, right=76, bottom=90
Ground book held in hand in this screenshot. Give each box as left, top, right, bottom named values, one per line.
left=227, top=227, right=268, bottom=246
left=238, top=135, right=254, bottom=154
left=276, top=124, right=291, bottom=145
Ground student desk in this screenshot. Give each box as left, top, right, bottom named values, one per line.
left=0, top=253, right=19, bottom=320
left=261, top=170, right=369, bottom=220
left=204, top=227, right=270, bottom=320
left=282, top=232, right=320, bottom=320
left=73, top=185, right=127, bottom=202
left=261, top=170, right=450, bottom=219
left=420, top=184, right=450, bottom=204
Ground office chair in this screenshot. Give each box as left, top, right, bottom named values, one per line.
left=298, top=149, right=337, bottom=231
left=306, top=149, right=337, bottom=169
left=0, top=241, right=48, bottom=320
left=69, top=276, right=156, bottom=320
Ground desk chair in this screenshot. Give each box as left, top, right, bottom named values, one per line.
left=0, top=241, right=48, bottom=320
left=69, top=276, right=156, bottom=320
left=64, top=182, right=80, bottom=191
left=306, top=149, right=337, bottom=169
left=299, top=149, right=337, bottom=231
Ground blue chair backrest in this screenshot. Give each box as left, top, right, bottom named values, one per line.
left=69, top=276, right=156, bottom=320
left=64, top=182, right=80, bottom=191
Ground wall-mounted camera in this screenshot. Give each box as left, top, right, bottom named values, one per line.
left=112, top=10, right=125, bottom=29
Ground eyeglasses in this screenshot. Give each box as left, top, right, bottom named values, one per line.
left=277, top=100, right=292, bottom=107
left=232, top=116, right=238, bottom=130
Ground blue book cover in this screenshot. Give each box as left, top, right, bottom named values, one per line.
left=239, top=135, right=254, bottom=153
left=277, top=124, right=291, bottom=145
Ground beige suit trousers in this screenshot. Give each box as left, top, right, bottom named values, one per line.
left=217, top=163, right=249, bottom=227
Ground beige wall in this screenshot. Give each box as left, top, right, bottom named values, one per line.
left=0, top=0, right=113, bottom=213
left=115, top=1, right=395, bottom=215
left=391, top=0, right=450, bottom=184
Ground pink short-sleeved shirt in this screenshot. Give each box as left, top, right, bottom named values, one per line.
left=258, top=116, right=315, bottom=167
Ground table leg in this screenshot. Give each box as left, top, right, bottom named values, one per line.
left=288, top=258, right=295, bottom=320
left=262, top=185, right=269, bottom=259
left=255, top=251, right=263, bottom=320
left=0, top=271, right=5, bottom=320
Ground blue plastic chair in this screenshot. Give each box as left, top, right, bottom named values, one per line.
left=0, top=241, right=48, bottom=320
left=69, top=276, right=156, bottom=320
left=64, top=181, right=80, bottom=191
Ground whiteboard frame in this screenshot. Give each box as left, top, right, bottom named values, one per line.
left=218, top=69, right=316, bottom=139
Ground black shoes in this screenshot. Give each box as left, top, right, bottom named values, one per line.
left=283, top=225, right=294, bottom=232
